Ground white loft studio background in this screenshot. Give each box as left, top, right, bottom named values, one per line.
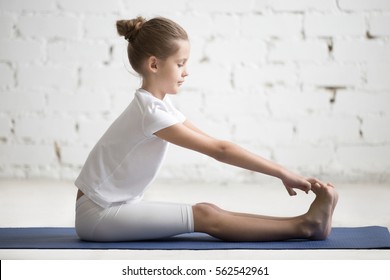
left=0, top=0, right=389, bottom=184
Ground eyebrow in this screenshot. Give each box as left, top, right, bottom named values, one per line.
left=176, top=58, right=188, bottom=62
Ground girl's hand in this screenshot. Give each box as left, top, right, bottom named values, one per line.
left=280, top=169, right=312, bottom=196
left=306, top=178, right=335, bottom=189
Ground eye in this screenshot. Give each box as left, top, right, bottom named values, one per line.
left=177, top=60, right=187, bottom=68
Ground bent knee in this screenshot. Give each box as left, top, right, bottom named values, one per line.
left=193, top=202, right=220, bottom=216
left=192, top=203, right=222, bottom=232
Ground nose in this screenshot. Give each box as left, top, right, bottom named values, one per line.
left=182, top=66, right=189, bottom=77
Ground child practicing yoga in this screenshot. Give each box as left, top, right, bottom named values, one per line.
left=75, top=16, right=338, bottom=242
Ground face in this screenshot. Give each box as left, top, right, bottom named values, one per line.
left=156, top=40, right=190, bottom=96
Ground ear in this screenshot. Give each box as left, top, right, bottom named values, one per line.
left=146, top=56, right=158, bottom=73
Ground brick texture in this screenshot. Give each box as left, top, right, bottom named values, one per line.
left=0, top=0, right=389, bottom=184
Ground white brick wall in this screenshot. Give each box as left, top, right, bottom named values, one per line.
left=369, top=15, right=390, bottom=36
left=0, top=0, right=389, bottom=184
left=0, top=39, right=42, bottom=62
left=18, top=15, right=81, bottom=39
left=305, top=14, right=366, bottom=37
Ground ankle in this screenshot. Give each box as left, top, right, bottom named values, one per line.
left=299, top=216, right=322, bottom=239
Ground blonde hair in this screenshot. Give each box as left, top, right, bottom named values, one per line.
left=116, top=16, right=188, bottom=75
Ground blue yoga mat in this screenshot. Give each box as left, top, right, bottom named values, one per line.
left=0, top=226, right=389, bottom=250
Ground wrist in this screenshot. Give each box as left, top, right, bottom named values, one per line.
left=273, top=164, right=288, bottom=180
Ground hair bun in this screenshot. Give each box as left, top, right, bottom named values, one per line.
left=116, top=16, right=146, bottom=43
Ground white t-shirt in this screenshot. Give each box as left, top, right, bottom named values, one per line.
left=75, top=88, right=186, bottom=208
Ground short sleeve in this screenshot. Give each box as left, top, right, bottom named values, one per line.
left=142, top=100, right=184, bottom=136
left=165, top=96, right=186, bottom=123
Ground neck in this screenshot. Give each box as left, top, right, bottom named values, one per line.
left=141, top=80, right=165, bottom=100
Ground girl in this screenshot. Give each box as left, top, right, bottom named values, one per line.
left=75, top=16, right=338, bottom=242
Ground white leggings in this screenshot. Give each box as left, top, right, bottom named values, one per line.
left=75, top=195, right=194, bottom=242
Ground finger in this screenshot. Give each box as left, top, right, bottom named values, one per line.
left=308, top=178, right=328, bottom=189
left=295, top=178, right=311, bottom=193
left=285, top=186, right=297, bottom=196
left=317, top=181, right=327, bottom=188
left=327, top=182, right=335, bottom=188
left=303, top=180, right=311, bottom=192
left=307, top=177, right=320, bottom=184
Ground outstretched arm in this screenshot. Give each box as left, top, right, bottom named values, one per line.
left=155, top=121, right=312, bottom=195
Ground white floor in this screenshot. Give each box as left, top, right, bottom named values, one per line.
left=0, top=179, right=389, bottom=260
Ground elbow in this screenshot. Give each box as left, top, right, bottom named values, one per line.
left=210, top=140, right=233, bottom=162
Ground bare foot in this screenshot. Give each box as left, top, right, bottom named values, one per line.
left=302, top=182, right=338, bottom=240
